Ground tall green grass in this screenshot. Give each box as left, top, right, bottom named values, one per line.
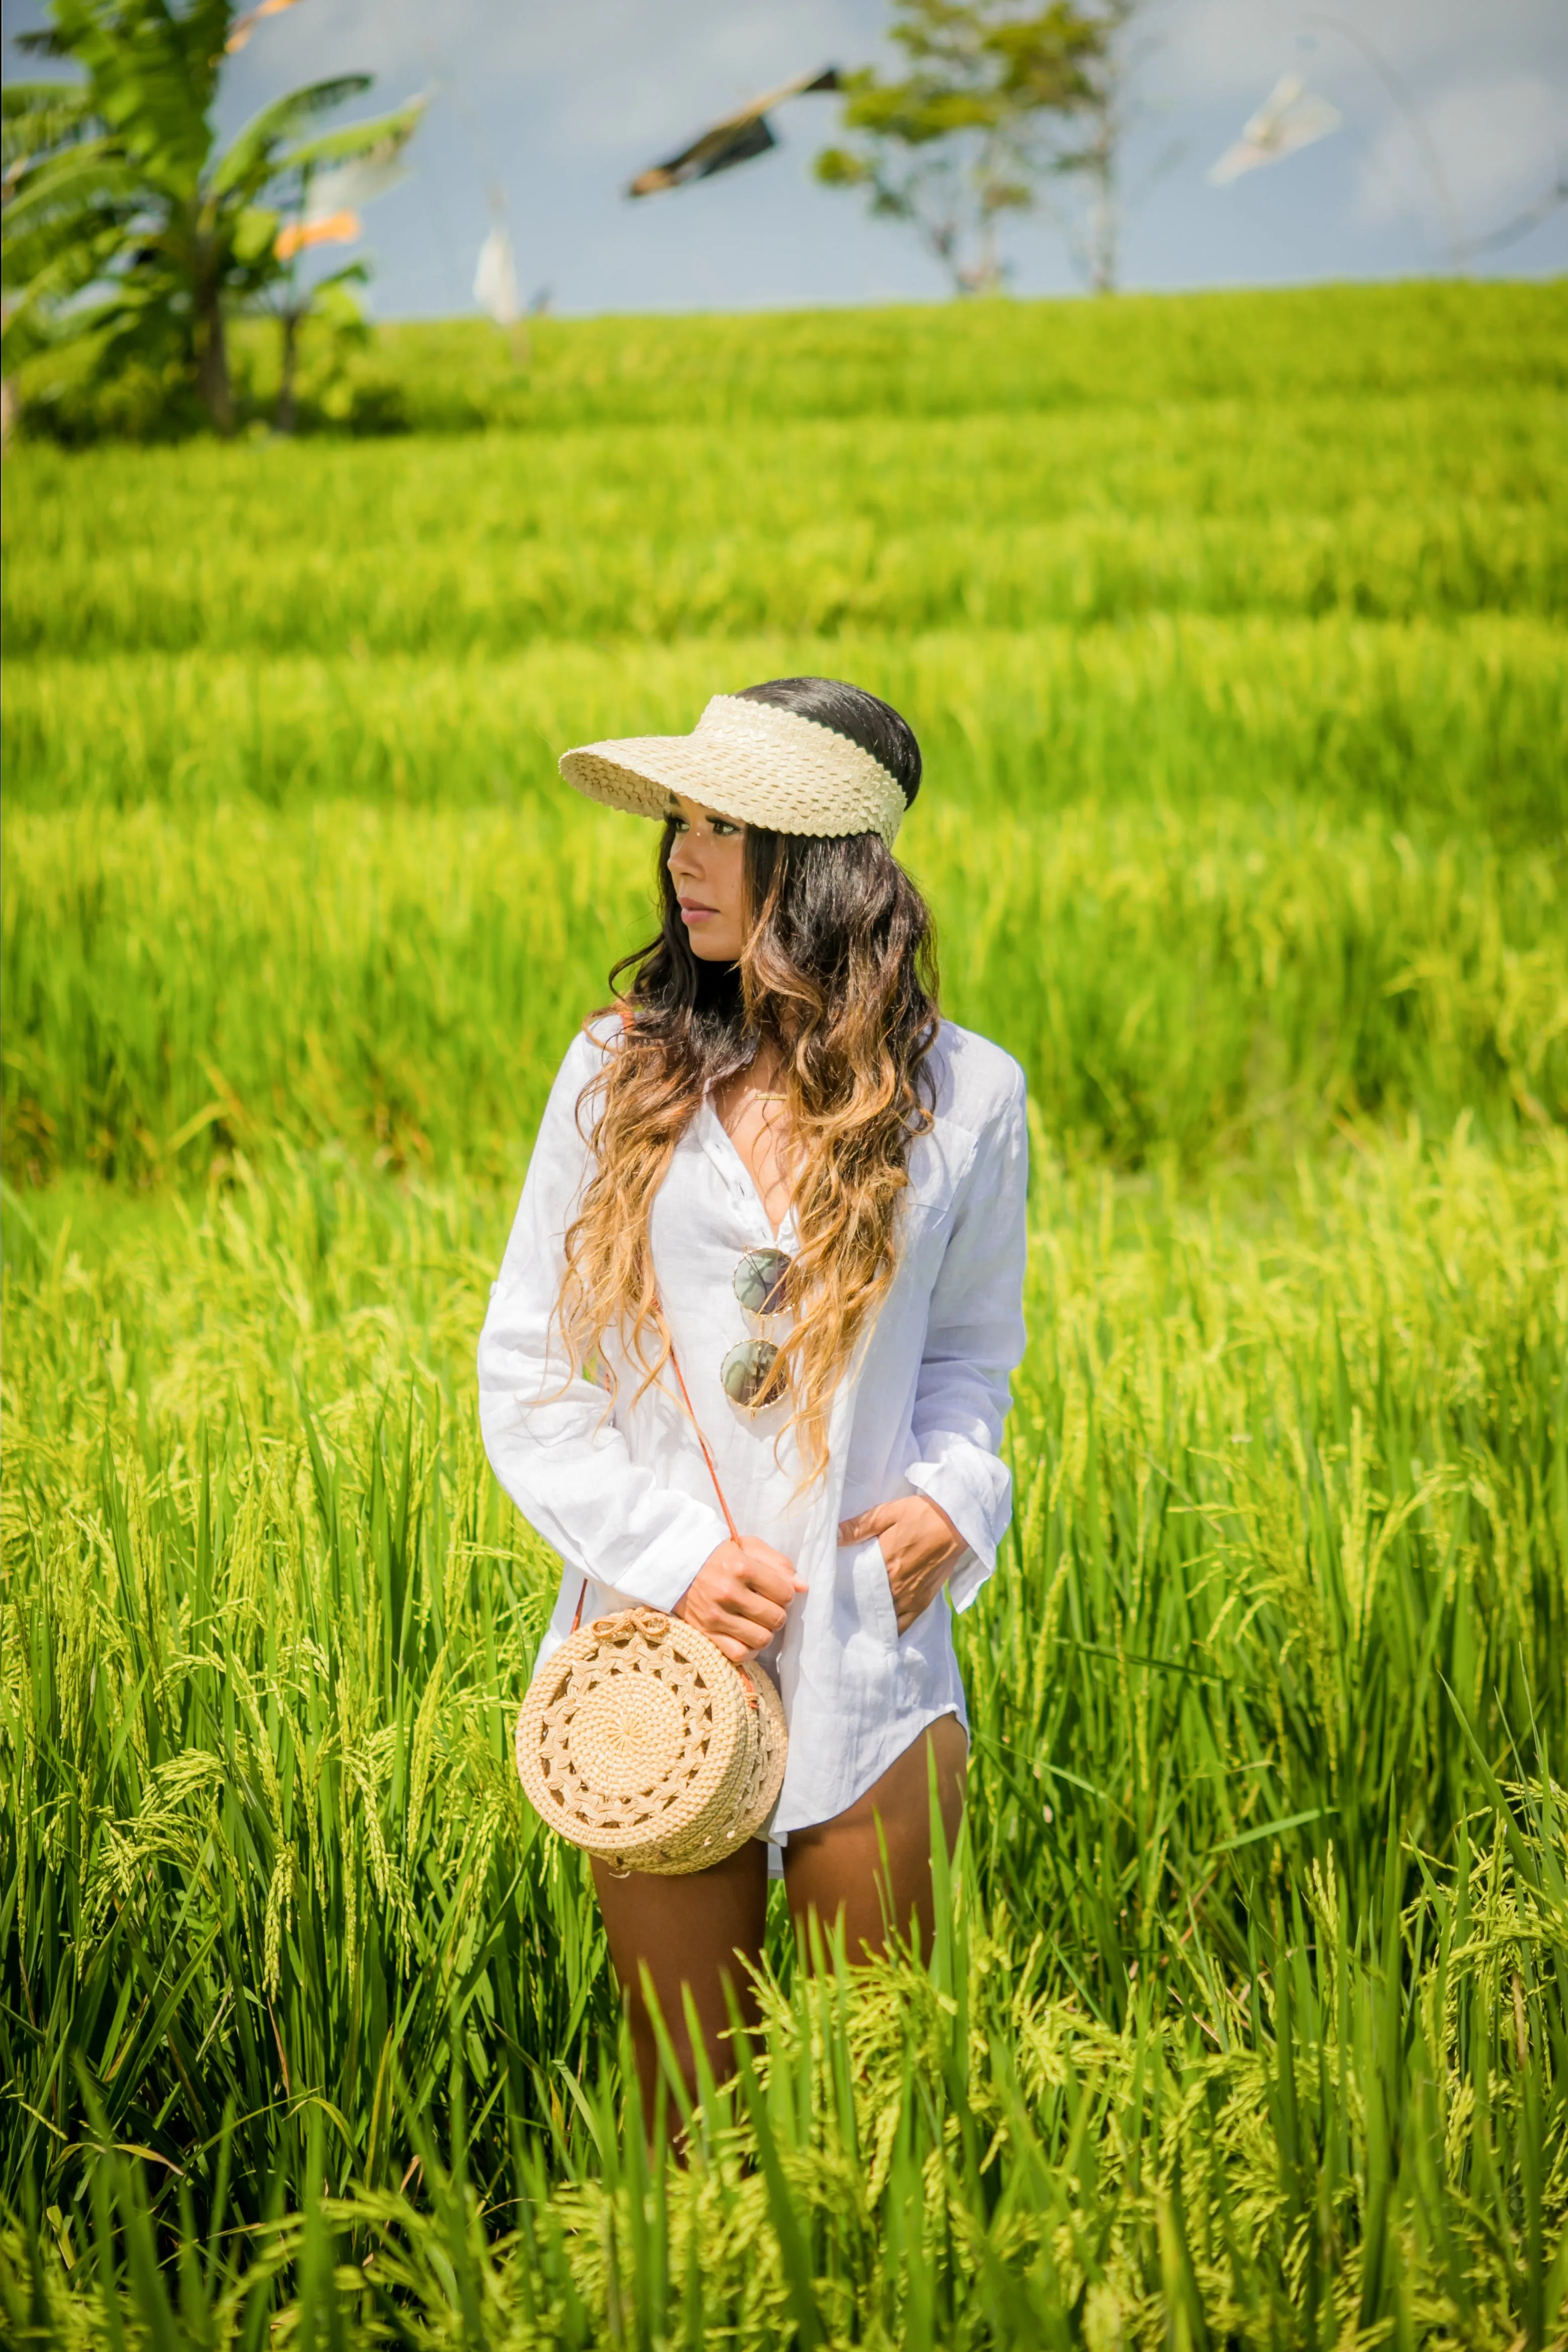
left=8, top=391, right=1563, bottom=655
left=304, top=277, right=1568, bottom=430
left=3, top=281, right=1565, bottom=2342
left=6, top=618, right=1564, bottom=840
left=4, top=1130, right=1565, bottom=2343
left=5, top=792, right=1564, bottom=1186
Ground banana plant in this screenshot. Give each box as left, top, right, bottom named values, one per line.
left=1, top=0, right=418, bottom=435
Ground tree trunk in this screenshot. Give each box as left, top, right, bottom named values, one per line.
left=977, top=211, right=1002, bottom=296
left=1083, top=5, right=1136, bottom=297
left=195, top=273, right=234, bottom=435
left=276, top=308, right=300, bottom=434
left=1087, top=115, right=1118, bottom=295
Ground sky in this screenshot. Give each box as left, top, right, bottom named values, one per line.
left=4, top=0, right=1565, bottom=316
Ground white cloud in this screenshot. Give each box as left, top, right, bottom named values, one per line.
left=1165, top=0, right=1307, bottom=99
left=552, top=0, right=854, bottom=156
left=228, top=0, right=871, bottom=97
left=1356, top=72, right=1566, bottom=231
left=1165, top=0, right=1567, bottom=100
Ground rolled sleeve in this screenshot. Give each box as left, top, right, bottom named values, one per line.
left=904, top=1067, right=1029, bottom=1612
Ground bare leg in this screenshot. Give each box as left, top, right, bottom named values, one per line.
left=592, top=1837, right=768, bottom=2115
left=783, top=1712, right=967, bottom=1965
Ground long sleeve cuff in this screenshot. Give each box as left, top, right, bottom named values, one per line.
left=603, top=1499, right=733, bottom=1614
left=906, top=1440, right=1012, bottom=1613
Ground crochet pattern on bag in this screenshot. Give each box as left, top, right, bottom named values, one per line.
left=516, top=1607, right=786, bottom=1878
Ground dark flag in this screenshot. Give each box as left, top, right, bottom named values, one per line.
left=628, top=68, right=841, bottom=198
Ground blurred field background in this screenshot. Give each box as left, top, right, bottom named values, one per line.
left=3, top=282, right=1567, bottom=2346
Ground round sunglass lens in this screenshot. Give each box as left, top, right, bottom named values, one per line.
left=733, top=1247, right=791, bottom=1316
left=721, top=1338, right=783, bottom=1409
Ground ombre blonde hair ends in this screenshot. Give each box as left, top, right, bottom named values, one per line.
left=555, top=811, right=939, bottom=1485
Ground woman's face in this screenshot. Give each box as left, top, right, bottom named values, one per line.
left=666, top=793, right=748, bottom=962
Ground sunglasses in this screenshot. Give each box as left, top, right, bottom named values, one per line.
left=721, top=1245, right=793, bottom=1409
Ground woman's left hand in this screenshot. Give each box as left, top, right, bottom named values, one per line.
left=837, top=1495, right=967, bottom=1634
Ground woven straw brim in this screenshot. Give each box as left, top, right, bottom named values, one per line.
left=516, top=1607, right=787, bottom=1878
left=559, top=694, right=908, bottom=847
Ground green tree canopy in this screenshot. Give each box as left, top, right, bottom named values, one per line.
left=816, top=0, right=1107, bottom=294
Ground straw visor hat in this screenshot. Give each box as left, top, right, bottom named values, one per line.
left=559, top=693, right=909, bottom=849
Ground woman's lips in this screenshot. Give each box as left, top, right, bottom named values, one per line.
left=677, top=898, right=718, bottom=922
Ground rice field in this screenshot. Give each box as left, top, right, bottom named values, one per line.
left=2, top=282, right=1566, bottom=2347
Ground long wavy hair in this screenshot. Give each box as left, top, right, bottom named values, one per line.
left=556, top=677, right=940, bottom=1483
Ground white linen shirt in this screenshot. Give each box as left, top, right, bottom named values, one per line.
left=477, top=1015, right=1028, bottom=1837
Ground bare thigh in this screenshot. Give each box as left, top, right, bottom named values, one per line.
left=783, top=1712, right=967, bottom=1964
left=592, top=1836, right=767, bottom=2115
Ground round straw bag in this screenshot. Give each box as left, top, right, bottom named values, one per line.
left=515, top=1606, right=787, bottom=1875
left=514, top=1312, right=788, bottom=1874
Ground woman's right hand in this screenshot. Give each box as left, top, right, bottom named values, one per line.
left=675, top=1537, right=806, bottom=1663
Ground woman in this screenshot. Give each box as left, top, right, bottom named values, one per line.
left=478, top=677, right=1027, bottom=2104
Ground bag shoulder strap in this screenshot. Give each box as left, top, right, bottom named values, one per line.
left=666, top=1342, right=740, bottom=1542
left=568, top=1345, right=738, bottom=1633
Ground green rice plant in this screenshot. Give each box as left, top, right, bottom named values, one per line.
left=2, top=1128, right=1564, bottom=2341
left=12, top=1818, right=1567, bottom=2351
left=6, top=792, right=1563, bottom=1188
left=6, top=388, right=1563, bottom=657
left=6, top=615, right=1565, bottom=842
left=341, top=274, right=1568, bottom=428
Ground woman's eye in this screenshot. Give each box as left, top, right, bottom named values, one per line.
left=712, top=820, right=739, bottom=837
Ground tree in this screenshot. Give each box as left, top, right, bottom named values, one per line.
left=1047, top=0, right=1146, bottom=293
left=2, top=0, right=417, bottom=434
left=815, top=0, right=1106, bottom=295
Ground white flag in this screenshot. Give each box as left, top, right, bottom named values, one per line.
left=474, top=226, right=520, bottom=327
left=1209, top=74, right=1342, bottom=186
